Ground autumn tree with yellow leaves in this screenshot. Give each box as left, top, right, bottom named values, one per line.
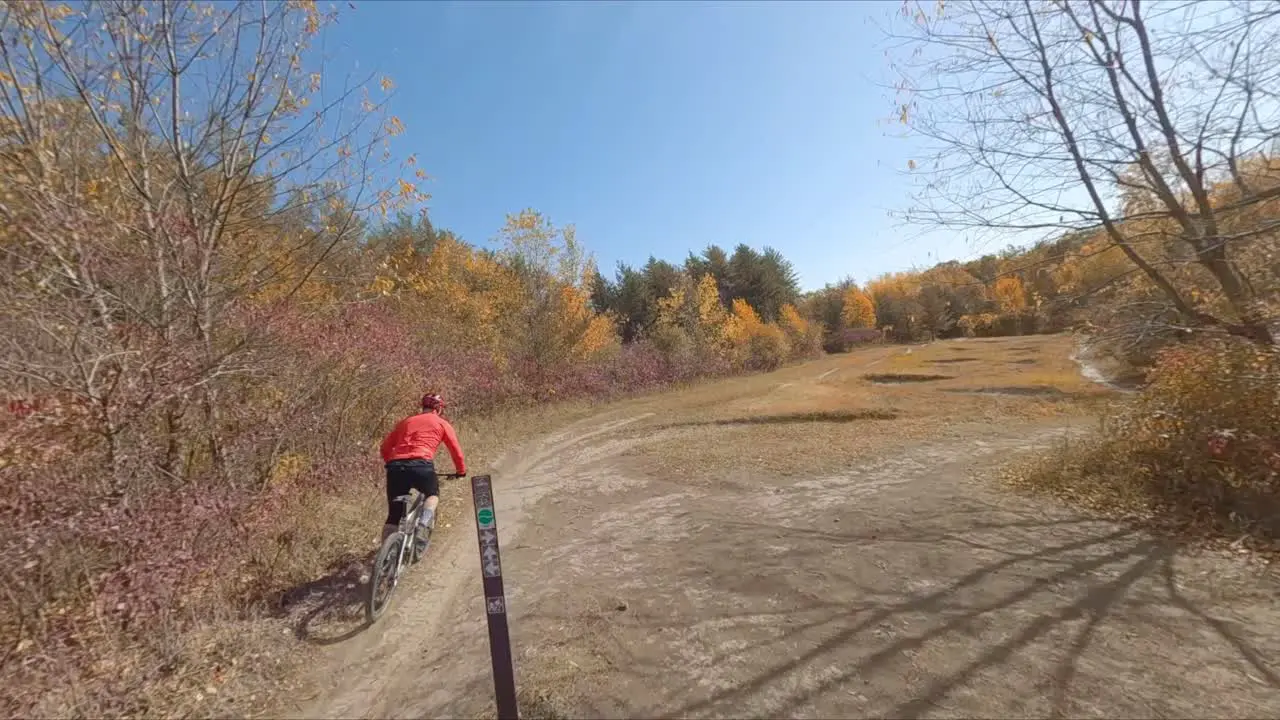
left=841, top=287, right=878, bottom=330
left=647, top=272, right=811, bottom=372
left=491, top=209, right=617, bottom=375
left=778, top=303, right=823, bottom=358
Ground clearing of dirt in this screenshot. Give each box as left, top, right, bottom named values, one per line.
left=262, top=335, right=1279, bottom=720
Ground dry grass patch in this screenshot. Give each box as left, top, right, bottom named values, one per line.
left=1003, top=338, right=1280, bottom=554
left=659, top=408, right=898, bottom=428
left=620, top=414, right=908, bottom=484
left=615, top=335, right=1108, bottom=486
left=945, top=385, right=1071, bottom=398
left=864, top=372, right=954, bottom=383
left=846, top=336, right=1111, bottom=423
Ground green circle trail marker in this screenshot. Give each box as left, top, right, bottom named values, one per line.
left=477, top=508, right=495, bottom=529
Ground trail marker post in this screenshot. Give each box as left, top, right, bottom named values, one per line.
left=470, top=474, right=518, bottom=720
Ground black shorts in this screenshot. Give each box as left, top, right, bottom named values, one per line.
left=385, top=459, right=438, bottom=525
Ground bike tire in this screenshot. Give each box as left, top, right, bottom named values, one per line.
left=367, top=532, right=405, bottom=623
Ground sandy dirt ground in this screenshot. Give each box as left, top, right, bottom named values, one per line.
left=267, top=336, right=1280, bottom=719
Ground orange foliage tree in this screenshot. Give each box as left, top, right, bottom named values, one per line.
left=727, top=298, right=790, bottom=371
left=779, top=303, right=823, bottom=358
left=841, top=286, right=878, bottom=329
left=993, top=276, right=1028, bottom=314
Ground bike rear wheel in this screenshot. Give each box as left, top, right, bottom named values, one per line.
left=367, top=532, right=405, bottom=623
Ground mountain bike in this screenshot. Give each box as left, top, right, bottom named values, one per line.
left=366, top=473, right=464, bottom=623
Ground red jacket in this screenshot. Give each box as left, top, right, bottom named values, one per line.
left=380, top=412, right=466, bottom=473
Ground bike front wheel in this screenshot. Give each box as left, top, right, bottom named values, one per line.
left=367, top=532, right=406, bottom=623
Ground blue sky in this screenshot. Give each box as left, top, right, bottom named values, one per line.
left=324, top=0, right=971, bottom=291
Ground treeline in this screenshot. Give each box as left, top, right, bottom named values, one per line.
left=588, top=245, right=822, bottom=370
left=804, top=253, right=1060, bottom=347
left=585, top=232, right=1131, bottom=360
left=794, top=153, right=1279, bottom=367
left=814, top=152, right=1280, bottom=368
left=583, top=239, right=1063, bottom=359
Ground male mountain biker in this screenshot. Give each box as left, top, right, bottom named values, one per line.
left=379, top=393, right=467, bottom=542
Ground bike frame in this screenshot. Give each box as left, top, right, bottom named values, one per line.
left=386, top=473, right=463, bottom=580
left=368, top=472, right=465, bottom=622
left=391, top=492, right=424, bottom=573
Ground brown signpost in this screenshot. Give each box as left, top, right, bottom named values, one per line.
left=470, top=474, right=518, bottom=720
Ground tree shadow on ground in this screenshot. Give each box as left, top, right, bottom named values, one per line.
left=523, top=505, right=1279, bottom=719
left=654, top=513, right=1279, bottom=719
left=656, top=409, right=898, bottom=429
left=273, top=552, right=374, bottom=646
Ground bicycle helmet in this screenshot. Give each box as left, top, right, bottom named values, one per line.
left=421, top=392, right=446, bottom=412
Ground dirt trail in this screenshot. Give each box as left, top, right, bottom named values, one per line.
left=283, top=338, right=1280, bottom=719
left=273, top=411, right=657, bottom=719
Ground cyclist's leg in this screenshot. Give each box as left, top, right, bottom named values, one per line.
left=383, top=462, right=410, bottom=541
left=408, top=460, right=440, bottom=527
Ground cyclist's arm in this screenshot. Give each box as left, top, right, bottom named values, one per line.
left=379, top=423, right=399, bottom=463
left=440, top=420, right=466, bottom=475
